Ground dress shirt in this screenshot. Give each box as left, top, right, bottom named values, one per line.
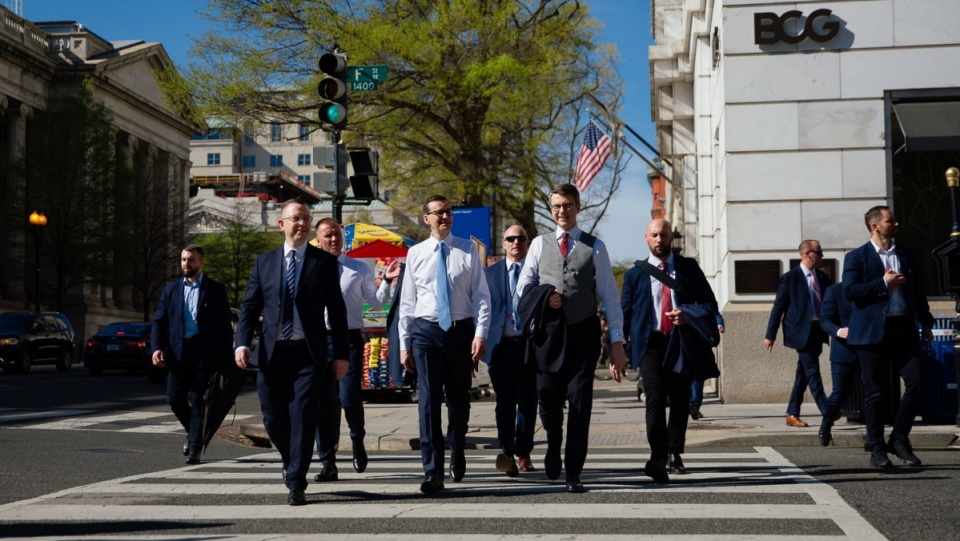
left=871, top=240, right=907, bottom=316
left=800, top=263, right=820, bottom=321
left=182, top=274, right=202, bottom=338
left=647, top=255, right=676, bottom=334
left=326, top=253, right=392, bottom=330
left=398, top=234, right=491, bottom=351
left=282, top=243, right=307, bottom=340
left=503, top=257, right=525, bottom=338
left=517, top=225, right=625, bottom=344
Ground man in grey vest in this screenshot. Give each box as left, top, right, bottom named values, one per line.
left=517, top=183, right=627, bottom=493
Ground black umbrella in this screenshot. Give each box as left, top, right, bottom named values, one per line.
left=200, top=361, right=246, bottom=453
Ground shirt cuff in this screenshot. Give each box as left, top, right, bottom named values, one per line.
left=474, top=324, right=488, bottom=340
left=608, top=330, right=626, bottom=344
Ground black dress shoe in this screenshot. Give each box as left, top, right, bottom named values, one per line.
left=819, top=416, right=834, bottom=447
left=314, top=463, right=339, bottom=482
left=420, top=470, right=445, bottom=494
left=870, top=448, right=893, bottom=468
left=185, top=453, right=201, bottom=465
left=644, top=459, right=670, bottom=484
left=565, top=475, right=586, bottom=493
left=668, top=453, right=687, bottom=474
left=544, top=445, right=562, bottom=480
left=449, top=451, right=466, bottom=482
left=495, top=453, right=519, bottom=477
left=287, top=489, right=306, bottom=506
left=182, top=442, right=190, bottom=456
left=888, top=438, right=922, bottom=466
left=353, top=441, right=368, bottom=473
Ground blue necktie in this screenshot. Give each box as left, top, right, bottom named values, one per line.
left=509, top=262, right=521, bottom=332
left=436, top=242, right=452, bottom=331
left=281, top=251, right=296, bottom=340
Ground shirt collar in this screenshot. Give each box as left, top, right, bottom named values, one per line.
left=284, top=243, right=307, bottom=259
left=555, top=226, right=581, bottom=240
left=182, top=273, right=203, bottom=288
left=647, top=253, right=674, bottom=269
left=506, top=257, right=525, bottom=269
left=870, top=239, right=897, bottom=254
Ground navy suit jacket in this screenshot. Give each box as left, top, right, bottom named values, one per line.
left=764, top=265, right=831, bottom=350
left=482, top=259, right=522, bottom=364
left=236, top=244, right=349, bottom=367
left=152, top=274, right=233, bottom=370
left=621, top=255, right=718, bottom=369
left=819, top=283, right=857, bottom=363
left=841, top=241, right=934, bottom=346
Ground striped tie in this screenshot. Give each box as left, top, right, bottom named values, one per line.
left=281, top=251, right=296, bottom=340
left=437, top=242, right=452, bottom=331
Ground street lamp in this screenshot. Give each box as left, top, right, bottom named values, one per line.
left=28, top=210, right=47, bottom=313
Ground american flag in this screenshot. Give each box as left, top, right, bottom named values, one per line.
left=572, top=121, right=611, bottom=192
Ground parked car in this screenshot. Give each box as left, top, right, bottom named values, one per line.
left=0, top=312, right=76, bottom=373
left=84, top=322, right=153, bottom=378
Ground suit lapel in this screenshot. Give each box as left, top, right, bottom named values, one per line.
left=298, top=247, right=317, bottom=300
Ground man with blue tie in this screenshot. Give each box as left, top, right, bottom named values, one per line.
left=235, top=200, right=349, bottom=506
left=152, top=244, right=234, bottom=465
left=763, top=240, right=831, bottom=428
left=483, top=225, right=537, bottom=477
left=818, top=282, right=857, bottom=446
left=842, top=206, right=933, bottom=468
left=398, top=195, right=491, bottom=494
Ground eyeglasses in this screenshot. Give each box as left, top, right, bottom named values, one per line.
left=426, top=208, right=453, bottom=217
left=504, top=235, right=528, bottom=243
left=282, top=216, right=310, bottom=225
left=550, top=203, right=575, bottom=212
left=807, top=250, right=824, bottom=256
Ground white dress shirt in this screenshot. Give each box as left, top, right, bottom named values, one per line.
left=282, top=243, right=307, bottom=340
left=398, top=234, right=491, bottom=352
left=647, top=254, right=676, bottom=333
left=517, top=225, right=625, bottom=344
left=326, top=253, right=392, bottom=330
left=872, top=240, right=907, bottom=316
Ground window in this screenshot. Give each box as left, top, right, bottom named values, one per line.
left=297, top=154, right=311, bottom=166
left=299, top=124, right=310, bottom=141
left=297, top=175, right=311, bottom=185
left=242, top=155, right=256, bottom=168
left=207, top=153, right=221, bottom=165
left=270, top=155, right=283, bottom=167
left=271, top=123, right=282, bottom=142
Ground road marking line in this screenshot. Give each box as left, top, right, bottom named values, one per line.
left=14, top=411, right=169, bottom=430
left=0, top=409, right=97, bottom=424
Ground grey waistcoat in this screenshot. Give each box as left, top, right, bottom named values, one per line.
left=538, top=231, right=598, bottom=325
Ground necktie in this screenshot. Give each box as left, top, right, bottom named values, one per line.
left=659, top=262, right=673, bottom=335
left=509, top=262, right=521, bottom=332
left=809, top=272, right=822, bottom=318
left=559, top=232, right=569, bottom=258
left=281, top=250, right=296, bottom=340
left=436, top=242, right=452, bottom=331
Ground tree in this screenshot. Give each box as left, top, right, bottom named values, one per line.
left=173, top=0, right=624, bottom=239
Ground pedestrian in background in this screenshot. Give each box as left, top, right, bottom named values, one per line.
left=818, top=282, right=857, bottom=446
left=151, top=244, right=234, bottom=465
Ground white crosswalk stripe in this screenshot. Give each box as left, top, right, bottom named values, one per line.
left=0, top=409, right=255, bottom=433
left=0, top=448, right=886, bottom=540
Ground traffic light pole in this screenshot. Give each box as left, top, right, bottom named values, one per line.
left=332, top=129, right=344, bottom=223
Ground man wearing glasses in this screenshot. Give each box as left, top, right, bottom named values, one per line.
left=483, top=225, right=538, bottom=477
left=763, top=240, right=832, bottom=428
left=398, top=195, right=491, bottom=494
left=517, top=183, right=627, bottom=493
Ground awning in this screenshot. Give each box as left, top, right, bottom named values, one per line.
left=893, top=101, right=960, bottom=152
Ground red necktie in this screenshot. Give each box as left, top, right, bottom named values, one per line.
left=559, top=232, right=569, bottom=258
left=659, top=262, right=673, bottom=335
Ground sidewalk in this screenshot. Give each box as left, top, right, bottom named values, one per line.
left=233, top=373, right=960, bottom=452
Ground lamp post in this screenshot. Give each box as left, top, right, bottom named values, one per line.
left=28, top=210, right=47, bottom=313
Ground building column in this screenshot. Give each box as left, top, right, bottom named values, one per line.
left=111, top=134, right=139, bottom=310
left=3, top=103, right=33, bottom=302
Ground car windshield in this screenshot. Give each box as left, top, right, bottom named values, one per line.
left=99, top=323, right=150, bottom=337
left=0, top=314, right=34, bottom=334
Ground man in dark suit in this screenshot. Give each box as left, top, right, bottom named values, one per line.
left=763, top=240, right=831, bottom=428
left=235, top=200, right=349, bottom=505
left=621, top=218, right=718, bottom=483
left=818, top=283, right=857, bottom=446
left=152, top=244, right=234, bottom=465
left=483, top=225, right=537, bottom=477
left=842, top=205, right=933, bottom=468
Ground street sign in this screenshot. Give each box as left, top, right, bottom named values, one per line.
left=350, top=81, right=379, bottom=92
left=347, top=65, right=389, bottom=83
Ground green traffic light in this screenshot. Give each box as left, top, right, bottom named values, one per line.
left=319, top=103, right=347, bottom=127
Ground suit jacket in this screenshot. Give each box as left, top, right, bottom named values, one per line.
left=518, top=283, right=566, bottom=372
left=236, top=244, right=349, bottom=366
left=152, top=274, right=234, bottom=370
left=664, top=303, right=721, bottom=381
left=621, top=255, right=719, bottom=369
left=842, top=241, right=934, bottom=346
left=482, top=259, right=522, bottom=364
left=385, top=263, right=408, bottom=386
left=819, top=283, right=856, bottom=363
left=764, top=265, right=831, bottom=350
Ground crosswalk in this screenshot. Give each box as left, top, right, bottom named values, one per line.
left=0, top=407, right=255, bottom=434
left=0, top=448, right=887, bottom=540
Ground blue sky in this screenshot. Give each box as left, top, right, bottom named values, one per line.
left=24, top=0, right=656, bottom=262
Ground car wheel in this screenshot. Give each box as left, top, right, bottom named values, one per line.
left=18, top=350, right=32, bottom=373
left=88, top=364, right=104, bottom=376
left=56, top=349, right=73, bottom=372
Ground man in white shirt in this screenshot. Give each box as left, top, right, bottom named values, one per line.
left=398, top=195, right=491, bottom=494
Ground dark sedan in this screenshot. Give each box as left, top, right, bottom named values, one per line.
left=84, top=322, right=153, bottom=378
left=0, top=312, right=76, bottom=374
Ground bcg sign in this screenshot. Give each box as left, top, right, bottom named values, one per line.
left=754, top=8, right=839, bottom=45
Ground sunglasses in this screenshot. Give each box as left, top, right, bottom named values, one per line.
left=807, top=250, right=824, bottom=256
left=504, top=235, right=528, bottom=243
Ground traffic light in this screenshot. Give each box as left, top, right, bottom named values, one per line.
left=348, top=149, right=379, bottom=200
left=317, top=52, right=347, bottom=128
left=312, top=145, right=348, bottom=195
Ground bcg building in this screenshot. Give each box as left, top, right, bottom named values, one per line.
left=649, top=0, right=960, bottom=403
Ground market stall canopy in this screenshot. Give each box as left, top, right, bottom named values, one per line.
left=344, top=223, right=412, bottom=252
left=346, top=239, right=408, bottom=258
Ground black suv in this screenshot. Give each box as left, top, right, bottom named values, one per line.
left=0, top=312, right=76, bottom=373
